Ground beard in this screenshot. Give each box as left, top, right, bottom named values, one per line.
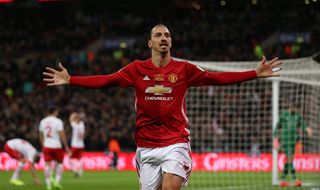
left=158, top=45, right=170, bottom=53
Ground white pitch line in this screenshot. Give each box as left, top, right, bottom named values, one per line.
left=187, top=184, right=268, bottom=190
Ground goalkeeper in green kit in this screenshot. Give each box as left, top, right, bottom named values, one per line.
left=273, top=103, right=312, bottom=187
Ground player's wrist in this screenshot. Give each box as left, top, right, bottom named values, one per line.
left=67, top=75, right=71, bottom=84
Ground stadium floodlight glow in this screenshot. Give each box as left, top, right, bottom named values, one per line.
left=120, top=42, right=127, bottom=49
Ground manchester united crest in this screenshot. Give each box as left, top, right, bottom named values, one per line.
left=168, top=73, right=178, bottom=83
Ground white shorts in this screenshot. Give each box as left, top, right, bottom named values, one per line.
left=136, top=143, right=192, bottom=190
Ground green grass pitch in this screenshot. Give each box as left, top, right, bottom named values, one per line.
left=0, top=171, right=319, bottom=190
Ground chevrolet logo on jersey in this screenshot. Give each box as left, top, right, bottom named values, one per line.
left=145, top=85, right=172, bottom=95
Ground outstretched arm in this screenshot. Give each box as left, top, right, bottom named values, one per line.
left=43, top=63, right=122, bottom=88
left=188, top=56, right=283, bottom=86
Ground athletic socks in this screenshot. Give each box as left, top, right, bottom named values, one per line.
left=44, top=164, right=52, bottom=187
left=289, top=162, right=296, bottom=180
left=79, top=159, right=83, bottom=176
left=55, top=163, right=64, bottom=183
left=281, top=162, right=297, bottom=180
left=11, top=161, right=24, bottom=180
left=281, top=163, right=290, bottom=179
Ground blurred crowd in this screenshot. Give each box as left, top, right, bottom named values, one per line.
left=0, top=0, right=319, bottom=152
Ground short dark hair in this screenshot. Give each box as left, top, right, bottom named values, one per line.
left=149, top=24, right=168, bottom=39
left=45, top=102, right=58, bottom=114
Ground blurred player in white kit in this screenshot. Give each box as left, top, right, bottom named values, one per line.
left=4, top=138, right=41, bottom=186
left=69, top=112, right=85, bottom=177
left=39, top=105, right=71, bottom=190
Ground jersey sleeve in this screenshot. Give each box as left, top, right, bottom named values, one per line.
left=69, top=61, right=136, bottom=88
left=186, top=62, right=257, bottom=86
left=185, top=62, right=207, bottom=86
left=80, top=123, right=85, bottom=138
left=70, top=122, right=76, bottom=129
left=70, top=73, right=120, bottom=88
left=116, top=61, right=136, bottom=87
left=81, top=122, right=85, bottom=133
left=57, top=119, right=64, bottom=131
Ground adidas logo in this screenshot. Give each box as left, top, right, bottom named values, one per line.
left=143, top=75, right=150, bottom=80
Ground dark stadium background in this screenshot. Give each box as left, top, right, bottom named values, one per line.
left=0, top=0, right=319, bottom=152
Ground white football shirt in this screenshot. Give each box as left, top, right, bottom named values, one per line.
left=39, top=116, right=64, bottom=148
left=71, top=121, right=85, bottom=148
left=7, top=138, right=37, bottom=163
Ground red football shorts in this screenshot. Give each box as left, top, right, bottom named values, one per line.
left=4, top=143, right=23, bottom=160
left=71, top=147, right=83, bottom=159
left=43, top=147, right=64, bottom=162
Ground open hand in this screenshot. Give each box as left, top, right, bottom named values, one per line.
left=43, top=63, right=70, bottom=86
left=256, top=56, right=283, bottom=78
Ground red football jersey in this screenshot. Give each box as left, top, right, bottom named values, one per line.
left=70, top=58, right=257, bottom=148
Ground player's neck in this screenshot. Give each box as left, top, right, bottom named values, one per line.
left=151, top=52, right=171, bottom=67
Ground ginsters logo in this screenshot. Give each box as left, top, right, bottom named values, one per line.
left=168, top=73, right=178, bottom=83
left=145, top=85, right=172, bottom=95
